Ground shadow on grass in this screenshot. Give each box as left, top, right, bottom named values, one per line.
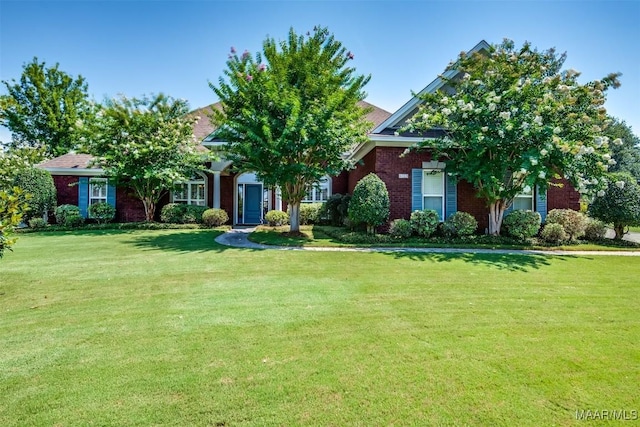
left=125, top=230, right=254, bottom=253
left=385, top=250, right=575, bottom=271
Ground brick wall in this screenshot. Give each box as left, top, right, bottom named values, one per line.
left=547, top=178, right=581, bottom=211
left=456, top=180, right=490, bottom=232
left=53, top=176, right=79, bottom=206
left=348, top=149, right=377, bottom=193
left=116, top=188, right=147, bottom=222
left=220, top=174, right=235, bottom=219
left=332, top=170, right=349, bottom=195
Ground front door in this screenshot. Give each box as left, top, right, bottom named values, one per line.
left=243, top=184, right=262, bottom=224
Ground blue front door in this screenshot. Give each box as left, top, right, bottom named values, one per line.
left=244, top=184, right=262, bottom=224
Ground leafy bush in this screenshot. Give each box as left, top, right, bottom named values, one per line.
left=183, top=205, right=208, bottom=224
left=55, top=204, right=81, bottom=225
left=388, top=218, right=412, bottom=239
left=299, top=203, right=322, bottom=225
left=588, top=172, right=640, bottom=239
left=348, top=173, right=389, bottom=234
left=410, top=210, right=440, bottom=237
left=160, top=203, right=207, bottom=224
left=28, top=217, right=48, bottom=229
left=583, top=218, right=607, bottom=241
left=202, top=208, right=229, bottom=227
left=64, top=213, right=85, bottom=228
left=12, top=167, right=57, bottom=221
left=502, top=210, right=541, bottom=240
left=444, top=211, right=477, bottom=237
left=540, top=223, right=567, bottom=244
left=321, top=193, right=343, bottom=226
left=0, top=188, right=30, bottom=257
left=545, top=209, right=587, bottom=241
left=88, top=202, right=116, bottom=224
left=265, top=210, right=289, bottom=226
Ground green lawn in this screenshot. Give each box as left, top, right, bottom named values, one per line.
left=2, top=230, right=639, bottom=426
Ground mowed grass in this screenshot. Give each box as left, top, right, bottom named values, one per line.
left=1, top=230, right=639, bottom=426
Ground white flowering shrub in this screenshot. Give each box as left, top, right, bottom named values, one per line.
left=405, top=39, right=621, bottom=235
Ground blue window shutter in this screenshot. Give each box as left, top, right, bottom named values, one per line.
left=411, top=169, right=422, bottom=212
left=78, top=177, right=89, bottom=218
left=445, top=174, right=457, bottom=219
left=536, top=185, right=547, bottom=222
left=107, top=181, right=116, bottom=208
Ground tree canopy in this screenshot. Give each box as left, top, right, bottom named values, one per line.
left=211, top=26, right=371, bottom=232
left=405, top=39, right=621, bottom=235
left=0, top=57, right=93, bottom=157
left=84, top=93, right=207, bottom=221
left=604, top=117, right=640, bottom=180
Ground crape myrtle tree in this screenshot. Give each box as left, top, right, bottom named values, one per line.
left=84, top=94, right=207, bottom=222
left=0, top=57, right=93, bottom=157
left=405, top=39, right=621, bottom=235
left=211, top=26, right=371, bottom=233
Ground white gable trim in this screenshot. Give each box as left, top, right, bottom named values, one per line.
left=40, top=167, right=105, bottom=176
left=349, top=135, right=435, bottom=163
left=372, top=40, right=491, bottom=134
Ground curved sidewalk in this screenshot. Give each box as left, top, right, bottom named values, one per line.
left=215, top=228, right=640, bottom=256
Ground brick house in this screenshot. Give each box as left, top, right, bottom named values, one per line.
left=39, top=40, right=580, bottom=229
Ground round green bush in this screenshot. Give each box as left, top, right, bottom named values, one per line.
left=13, top=167, right=57, bottom=221
left=183, top=205, right=208, bottom=224
left=299, top=203, right=322, bottom=225
left=265, top=210, right=289, bottom=226
left=348, top=173, right=389, bottom=234
left=88, top=202, right=116, bottom=224
left=388, top=218, right=412, bottom=239
left=55, top=204, right=81, bottom=225
left=202, top=208, right=229, bottom=227
left=502, top=210, right=541, bottom=240
left=444, top=211, right=477, bottom=237
left=64, top=213, right=85, bottom=228
left=540, top=223, right=567, bottom=244
left=410, top=209, right=440, bottom=237
left=160, top=203, right=185, bottom=223
left=28, top=217, right=48, bottom=229
left=588, top=172, right=640, bottom=239
left=546, top=209, right=587, bottom=241
left=583, top=218, right=607, bottom=241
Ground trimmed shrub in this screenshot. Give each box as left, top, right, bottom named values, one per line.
left=265, top=210, right=289, bottom=226
left=183, top=205, right=208, bottom=224
left=64, top=213, right=85, bottom=228
left=88, top=202, right=116, bottom=224
left=502, top=210, right=541, bottom=240
left=388, top=219, right=412, bottom=239
left=588, top=172, right=640, bottom=239
left=583, top=218, right=607, bottom=241
left=444, top=211, right=477, bottom=237
left=55, top=204, right=81, bottom=225
left=540, top=223, right=567, bottom=244
left=202, top=208, right=229, bottom=227
left=410, top=209, right=440, bottom=237
left=160, top=203, right=184, bottom=223
left=348, top=173, right=389, bottom=234
left=546, top=209, right=587, bottom=241
left=299, top=203, right=322, bottom=225
left=28, top=217, right=48, bottom=229
left=12, top=167, right=57, bottom=221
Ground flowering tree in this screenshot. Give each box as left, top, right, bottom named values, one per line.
left=84, top=94, right=207, bottom=221
left=405, top=39, right=621, bottom=235
left=211, top=27, right=371, bottom=233
left=588, top=172, right=640, bottom=240
left=0, top=146, right=47, bottom=190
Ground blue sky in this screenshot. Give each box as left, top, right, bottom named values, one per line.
left=1, top=0, right=639, bottom=144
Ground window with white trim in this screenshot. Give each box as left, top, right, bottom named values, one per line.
left=89, top=178, right=108, bottom=205
left=512, top=186, right=534, bottom=210
left=302, top=177, right=331, bottom=203
left=173, top=175, right=206, bottom=206
left=422, top=170, right=445, bottom=219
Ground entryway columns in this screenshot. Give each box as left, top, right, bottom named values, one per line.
left=213, top=171, right=221, bottom=209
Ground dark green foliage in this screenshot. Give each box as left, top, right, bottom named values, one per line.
left=583, top=218, right=607, bottom=241
left=88, top=202, right=116, bottom=224
left=12, top=167, right=56, bottom=221
left=588, top=172, right=640, bottom=239
left=604, top=117, right=640, bottom=180
left=202, top=208, right=229, bottom=227
left=540, top=223, right=567, bottom=244
left=265, top=210, right=289, bottom=226
left=28, top=217, right=47, bottom=229
left=0, top=57, right=93, bottom=156
left=0, top=187, right=30, bottom=258
left=211, top=26, right=371, bottom=232
left=444, top=211, right=478, bottom=237
left=321, top=193, right=348, bottom=226
left=298, top=203, right=322, bottom=225
left=55, top=204, right=81, bottom=225
left=64, top=213, right=85, bottom=228
left=502, top=210, right=542, bottom=240
left=160, top=203, right=207, bottom=224
left=348, top=173, right=390, bottom=234
left=388, top=219, right=412, bottom=239
left=545, top=209, right=587, bottom=241
left=410, top=210, right=440, bottom=237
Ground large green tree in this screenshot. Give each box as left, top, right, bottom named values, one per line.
left=604, top=117, right=640, bottom=180
left=588, top=172, right=640, bottom=239
left=0, top=57, right=93, bottom=157
left=0, top=146, right=47, bottom=189
left=406, top=39, right=620, bottom=235
left=211, top=26, right=371, bottom=232
left=84, top=94, right=207, bottom=221
left=0, top=187, right=30, bottom=259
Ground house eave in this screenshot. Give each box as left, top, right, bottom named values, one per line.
left=39, top=167, right=105, bottom=176
left=348, top=135, right=435, bottom=163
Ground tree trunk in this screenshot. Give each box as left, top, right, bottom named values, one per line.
left=614, top=223, right=626, bottom=240
left=143, top=198, right=155, bottom=222
left=488, top=201, right=506, bottom=235
left=289, top=201, right=300, bottom=233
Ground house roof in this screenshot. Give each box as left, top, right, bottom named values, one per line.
left=38, top=153, right=97, bottom=169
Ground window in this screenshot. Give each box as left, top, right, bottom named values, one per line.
left=173, top=175, right=206, bottom=206
left=422, top=170, right=445, bottom=219
left=512, top=186, right=534, bottom=210
left=89, top=178, right=108, bottom=205
left=302, top=177, right=331, bottom=203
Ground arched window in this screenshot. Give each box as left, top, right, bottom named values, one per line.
left=302, top=176, right=331, bottom=203
left=173, top=173, right=206, bottom=206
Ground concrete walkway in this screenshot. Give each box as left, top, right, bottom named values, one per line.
left=215, top=227, right=640, bottom=256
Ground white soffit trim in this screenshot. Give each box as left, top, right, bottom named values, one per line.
left=372, top=40, right=491, bottom=134
left=349, top=135, right=436, bottom=162
left=42, top=167, right=105, bottom=176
